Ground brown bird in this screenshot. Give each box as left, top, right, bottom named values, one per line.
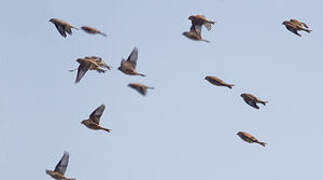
left=282, top=19, right=311, bottom=37
left=118, top=47, right=145, bottom=77
left=183, top=24, right=210, bottom=43
left=81, top=104, right=111, bottom=133
left=240, top=93, right=268, bottom=109
left=81, top=26, right=107, bottom=37
left=189, top=15, right=216, bottom=31
left=49, top=18, right=78, bottom=38
left=71, top=56, right=111, bottom=83
left=237, top=131, right=266, bottom=147
left=46, top=151, right=75, bottom=180
left=128, top=83, right=154, bottom=96
left=205, top=76, right=234, bottom=89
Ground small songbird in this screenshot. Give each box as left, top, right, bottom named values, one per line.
left=183, top=23, right=210, bottom=43
left=71, top=56, right=111, bottom=83
left=240, top=93, right=268, bottom=109
left=237, top=131, right=266, bottom=147
left=128, top=83, right=154, bottom=96
left=81, top=104, right=111, bottom=133
left=49, top=18, right=78, bottom=38
left=205, top=76, right=234, bottom=89
left=81, top=26, right=107, bottom=37
left=118, top=47, right=145, bottom=77
left=188, top=15, right=216, bottom=31
left=282, top=19, right=311, bottom=37
left=46, top=151, right=75, bottom=180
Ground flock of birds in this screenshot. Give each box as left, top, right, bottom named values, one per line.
left=45, top=15, right=312, bottom=180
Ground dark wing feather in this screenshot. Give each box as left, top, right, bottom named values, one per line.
left=89, top=104, right=106, bottom=124
left=75, top=63, right=90, bottom=83
left=54, top=151, right=69, bottom=175
left=54, top=23, right=67, bottom=37
left=127, top=47, right=138, bottom=68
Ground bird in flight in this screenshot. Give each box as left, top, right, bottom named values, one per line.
left=205, top=75, right=234, bottom=89
left=237, top=131, right=266, bottom=147
left=240, top=93, right=268, bottom=109
left=128, top=83, right=154, bottom=96
left=81, top=26, right=107, bottom=37
left=282, top=19, right=311, bottom=37
left=46, top=151, right=75, bottom=180
left=81, top=104, right=111, bottom=133
left=71, top=56, right=111, bottom=83
left=49, top=18, right=78, bottom=38
left=118, top=47, right=145, bottom=77
left=188, top=15, right=215, bottom=31
left=183, top=23, right=210, bottom=43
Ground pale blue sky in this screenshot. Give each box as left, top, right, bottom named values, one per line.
left=1, top=0, right=323, bottom=179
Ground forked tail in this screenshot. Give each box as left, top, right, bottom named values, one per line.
left=103, top=128, right=111, bottom=133
left=226, top=84, right=235, bottom=89
left=260, top=101, right=268, bottom=106
left=99, top=32, right=107, bottom=37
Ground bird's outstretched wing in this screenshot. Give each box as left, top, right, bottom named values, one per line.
left=127, top=47, right=138, bottom=68
left=89, top=104, right=106, bottom=124
left=54, top=151, right=69, bottom=175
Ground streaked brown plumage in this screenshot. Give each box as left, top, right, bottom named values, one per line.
left=240, top=93, right=268, bottom=109
left=237, top=131, right=266, bottom=147
left=128, top=83, right=154, bottom=96
left=188, top=15, right=215, bottom=31
left=205, top=76, right=234, bottom=89
left=183, top=24, right=210, bottom=43
left=81, top=26, right=107, bottom=37
left=71, top=56, right=111, bottom=83
left=81, top=104, right=111, bottom=133
left=46, top=151, right=75, bottom=180
left=118, top=47, right=145, bottom=77
left=49, top=18, right=78, bottom=38
left=282, top=19, right=311, bottom=37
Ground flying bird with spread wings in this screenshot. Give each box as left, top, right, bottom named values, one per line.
left=49, top=18, right=78, bottom=38
left=118, top=47, right=145, bottom=77
left=81, top=104, right=111, bottom=133
left=70, top=56, right=111, bottom=83
left=282, top=19, right=311, bottom=37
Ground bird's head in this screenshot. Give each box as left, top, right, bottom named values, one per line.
left=49, top=18, right=55, bottom=23
left=240, top=93, right=247, bottom=98
left=204, top=76, right=210, bottom=81
left=45, top=170, right=52, bottom=175
left=188, top=16, right=194, bottom=20
left=237, top=132, right=242, bottom=136
left=81, top=120, right=86, bottom=125
left=182, top=32, right=189, bottom=37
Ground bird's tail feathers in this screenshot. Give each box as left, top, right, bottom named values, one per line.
left=257, top=141, right=267, bottom=147
left=260, top=101, right=268, bottom=106
left=99, top=32, right=107, bottom=37
left=201, top=39, right=210, bottom=43
left=103, top=128, right=111, bottom=133
left=137, top=73, right=146, bottom=77
left=304, top=29, right=312, bottom=33
left=226, top=84, right=235, bottom=89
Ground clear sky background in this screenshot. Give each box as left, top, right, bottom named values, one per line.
left=1, top=0, right=323, bottom=179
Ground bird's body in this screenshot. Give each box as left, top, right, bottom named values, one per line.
left=46, top=152, right=75, bottom=180
left=81, top=26, right=107, bottom=37
left=183, top=23, right=210, bottom=43
left=189, top=15, right=215, bottom=31
left=49, top=18, right=78, bottom=38
left=240, top=93, right=268, bottom=109
left=282, top=19, right=311, bottom=37
left=72, top=56, right=111, bottom=83
left=128, top=83, right=154, bottom=96
left=81, top=104, right=111, bottom=133
left=237, top=131, right=266, bottom=147
left=118, top=47, right=145, bottom=77
left=205, top=76, right=234, bottom=89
